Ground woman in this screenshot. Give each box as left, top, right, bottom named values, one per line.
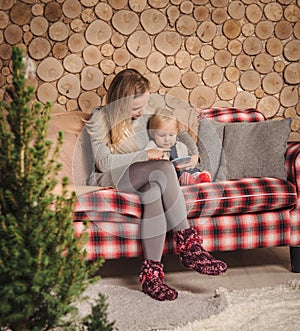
left=86, top=69, right=227, bottom=301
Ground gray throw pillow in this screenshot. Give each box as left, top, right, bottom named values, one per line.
left=223, top=118, right=291, bottom=180
left=197, top=119, right=226, bottom=181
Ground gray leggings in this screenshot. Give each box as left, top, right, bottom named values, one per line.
left=117, top=160, right=189, bottom=261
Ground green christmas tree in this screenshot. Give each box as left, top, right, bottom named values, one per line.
left=82, top=293, right=115, bottom=331
left=0, top=47, right=104, bottom=331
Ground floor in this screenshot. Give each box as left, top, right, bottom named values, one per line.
left=97, top=246, right=300, bottom=297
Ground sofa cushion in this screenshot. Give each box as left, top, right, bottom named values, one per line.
left=198, top=116, right=291, bottom=181
left=181, top=177, right=297, bottom=218
left=223, top=119, right=291, bottom=180
left=73, top=177, right=297, bottom=221
left=197, top=108, right=266, bottom=181
left=197, top=119, right=226, bottom=181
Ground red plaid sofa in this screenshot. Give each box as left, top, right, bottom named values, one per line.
left=67, top=108, right=300, bottom=269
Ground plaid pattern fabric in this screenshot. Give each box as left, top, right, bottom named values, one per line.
left=74, top=177, right=296, bottom=222
left=197, top=107, right=266, bottom=123
left=189, top=210, right=291, bottom=252
left=285, top=142, right=300, bottom=245
left=74, top=211, right=140, bottom=224
left=286, top=142, right=300, bottom=194
left=75, top=189, right=141, bottom=219
left=182, top=177, right=297, bottom=218
left=73, top=209, right=292, bottom=259
left=72, top=108, right=300, bottom=260
left=73, top=221, right=143, bottom=260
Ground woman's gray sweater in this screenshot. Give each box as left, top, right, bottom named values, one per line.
left=85, top=107, right=198, bottom=188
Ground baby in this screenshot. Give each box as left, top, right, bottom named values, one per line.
left=146, top=109, right=211, bottom=185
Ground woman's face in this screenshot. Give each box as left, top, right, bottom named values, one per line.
left=131, top=93, right=150, bottom=120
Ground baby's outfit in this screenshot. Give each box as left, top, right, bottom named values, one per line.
left=169, top=144, right=211, bottom=185
left=145, top=140, right=211, bottom=186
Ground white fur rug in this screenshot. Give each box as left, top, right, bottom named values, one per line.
left=78, top=283, right=224, bottom=331
left=168, top=279, right=300, bottom=331
left=78, top=279, right=300, bottom=331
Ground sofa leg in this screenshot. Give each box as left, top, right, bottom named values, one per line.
left=289, top=246, right=300, bottom=273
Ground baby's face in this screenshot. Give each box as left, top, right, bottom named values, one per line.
left=153, top=119, right=178, bottom=149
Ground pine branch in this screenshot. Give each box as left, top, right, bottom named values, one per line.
left=0, top=46, right=104, bottom=331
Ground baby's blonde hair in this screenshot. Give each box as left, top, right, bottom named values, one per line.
left=148, top=109, right=179, bottom=138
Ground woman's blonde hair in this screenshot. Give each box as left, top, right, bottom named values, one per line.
left=148, top=108, right=179, bottom=138
left=105, top=69, right=150, bottom=153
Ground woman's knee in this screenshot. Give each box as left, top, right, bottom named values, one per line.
left=139, top=182, right=162, bottom=203
left=133, top=159, right=174, bottom=174
left=155, top=160, right=174, bottom=172
left=119, top=160, right=178, bottom=193
left=148, top=160, right=178, bottom=186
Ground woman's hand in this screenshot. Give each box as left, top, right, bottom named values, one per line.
left=175, top=154, right=199, bottom=170
left=146, top=148, right=170, bottom=160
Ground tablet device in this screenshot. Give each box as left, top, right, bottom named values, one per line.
left=171, top=156, right=191, bottom=167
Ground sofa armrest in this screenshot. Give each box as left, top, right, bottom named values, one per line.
left=286, top=142, right=300, bottom=197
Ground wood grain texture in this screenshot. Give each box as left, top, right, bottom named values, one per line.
left=0, top=0, right=298, bottom=137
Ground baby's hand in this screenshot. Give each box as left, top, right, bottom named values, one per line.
left=175, top=154, right=199, bottom=170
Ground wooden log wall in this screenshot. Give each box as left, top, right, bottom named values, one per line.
left=0, top=0, right=299, bottom=140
